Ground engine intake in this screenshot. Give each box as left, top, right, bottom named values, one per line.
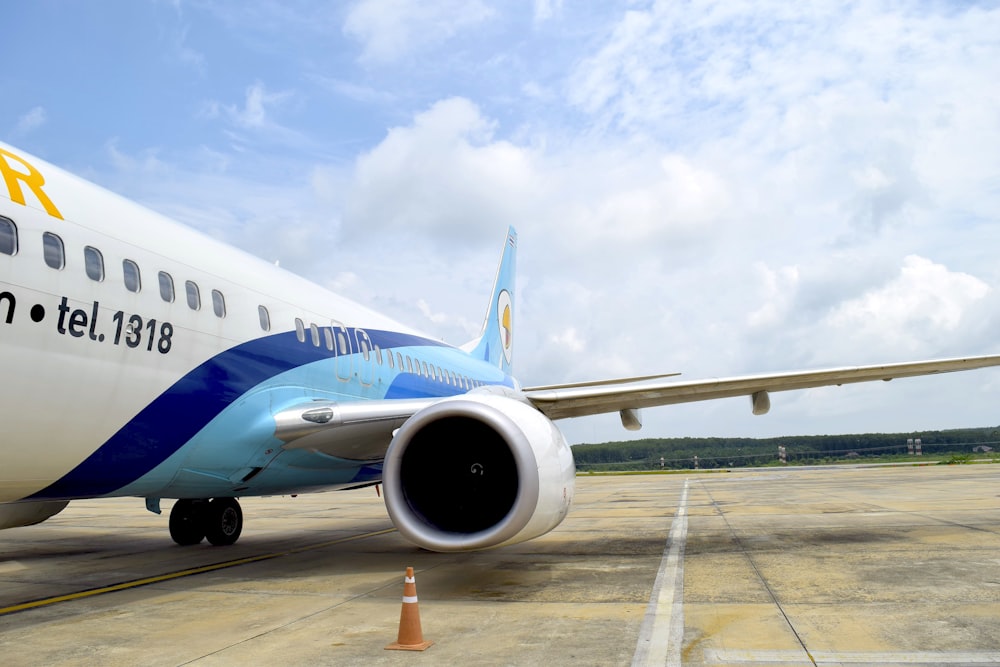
left=383, top=394, right=575, bottom=552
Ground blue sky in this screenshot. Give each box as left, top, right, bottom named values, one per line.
left=5, top=0, right=1000, bottom=444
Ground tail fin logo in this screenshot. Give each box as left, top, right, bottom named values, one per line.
left=497, top=289, right=513, bottom=364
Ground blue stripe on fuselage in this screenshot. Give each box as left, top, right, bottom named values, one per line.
left=25, top=327, right=497, bottom=501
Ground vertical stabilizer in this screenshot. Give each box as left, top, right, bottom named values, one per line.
left=463, top=227, right=517, bottom=375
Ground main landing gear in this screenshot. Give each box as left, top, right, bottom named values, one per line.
left=169, top=498, right=243, bottom=546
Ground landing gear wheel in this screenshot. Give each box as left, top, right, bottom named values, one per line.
left=169, top=499, right=206, bottom=546
left=204, top=498, right=243, bottom=546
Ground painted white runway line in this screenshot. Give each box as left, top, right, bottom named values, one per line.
left=632, top=479, right=690, bottom=667
left=705, top=648, right=1000, bottom=665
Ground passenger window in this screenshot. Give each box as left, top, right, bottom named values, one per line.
left=258, top=305, right=271, bottom=331
left=375, top=346, right=383, bottom=365
left=211, top=289, right=225, bottom=318
left=324, top=328, right=334, bottom=351
left=84, top=246, right=104, bottom=281
left=185, top=280, right=200, bottom=310
left=0, top=216, right=15, bottom=255
left=42, top=232, right=64, bottom=269
left=123, top=259, right=141, bottom=292
left=158, top=271, right=175, bottom=302
left=294, top=318, right=305, bottom=343
left=310, top=323, right=320, bottom=346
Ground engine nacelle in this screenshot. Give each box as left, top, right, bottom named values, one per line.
left=383, top=393, right=575, bottom=552
left=0, top=500, right=69, bottom=529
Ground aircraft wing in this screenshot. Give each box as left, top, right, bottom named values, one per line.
left=522, top=355, right=1000, bottom=421
left=274, top=355, right=1000, bottom=458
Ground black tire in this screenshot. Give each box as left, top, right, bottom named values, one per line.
left=204, top=498, right=243, bottom=546
left=169, top=499, right=206, bottom=546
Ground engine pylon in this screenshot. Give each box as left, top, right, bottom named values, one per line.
left=385, top=567, right=433, bottom=651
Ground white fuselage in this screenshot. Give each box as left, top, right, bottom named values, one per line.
left=0, top=142, right=513, bottom=504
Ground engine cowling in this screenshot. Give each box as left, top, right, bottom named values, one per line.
left=383, top=393, right=575, bottom=552
left=0, top=500, right=69, bottom=529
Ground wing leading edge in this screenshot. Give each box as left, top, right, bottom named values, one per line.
left=523, top=354, right=1000, bottom=421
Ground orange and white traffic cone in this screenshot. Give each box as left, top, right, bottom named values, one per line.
left=385, top=566, right=433, bottom=651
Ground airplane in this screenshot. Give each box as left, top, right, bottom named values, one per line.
left=3, top=139, right=1000, bottom=552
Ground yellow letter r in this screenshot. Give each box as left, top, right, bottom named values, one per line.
left=0, top=148, right=64, bottom=220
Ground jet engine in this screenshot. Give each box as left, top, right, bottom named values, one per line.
left=382, top=393, right=575, bottom=552
left=0, top=500, right=69, bottom=529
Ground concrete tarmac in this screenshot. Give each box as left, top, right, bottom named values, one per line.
left=1, top=464, right=999, bottom=666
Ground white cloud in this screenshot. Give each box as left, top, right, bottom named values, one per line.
left=204, top=81, right=293, bottom=130
left=822, top=256, right=991, bottom=357
left=344, top=0, right=495, bottom=64
left=346, top=97, right=540, bottom=242
left=585, top=153, right=729, bottom=241
left=550, top=327, right=586, bottom=353
left=170, top=24, right=205, bottom=73
left=13, top=107, right=46, bottom=136
left=533, top=0, right=562, bottom=24
left=416, top=299, right=479, bottom=339
left=309, top=75, right=396, bottom=105
left=747, top=263, right=800, bottom=329
left=326, top=271, right=360, bottom=292
left=566, top=1, right=1000, bottom=245
left=105, top=140, right=167, bottom=174
left=199, top=82, right=310, bottom=152
left=839, top=256, right=988, bottom=332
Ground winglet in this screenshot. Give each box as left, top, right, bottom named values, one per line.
left=463, top=227, right=517, bottom=375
